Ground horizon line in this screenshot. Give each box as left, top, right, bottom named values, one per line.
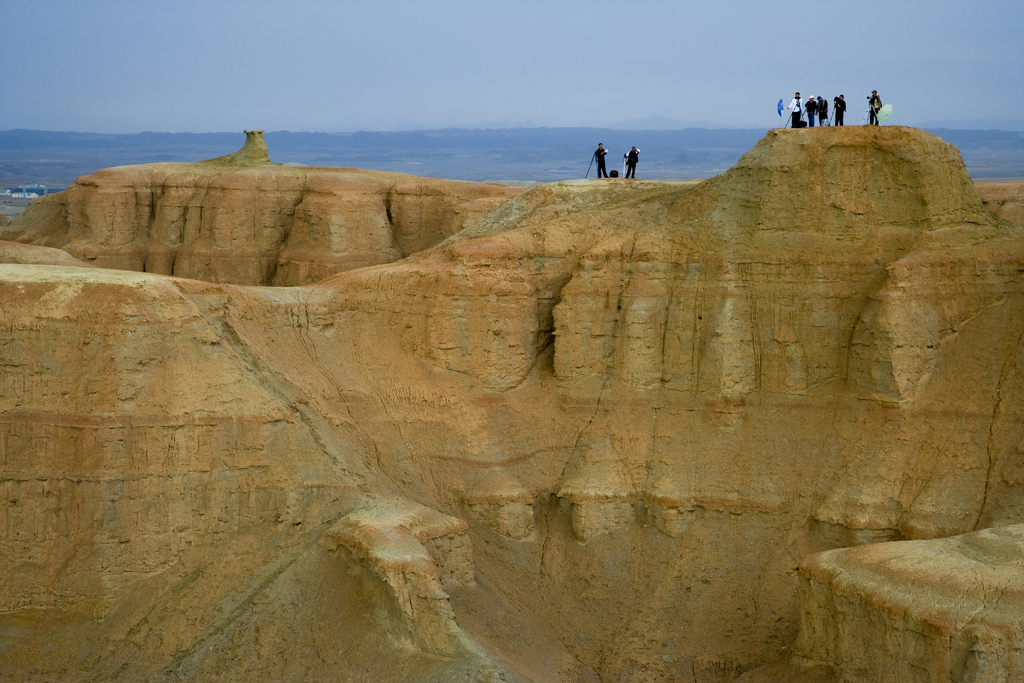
left=4, top=123, right=1024, bottom=136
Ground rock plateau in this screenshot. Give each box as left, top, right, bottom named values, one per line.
left=1, top=131, right=523, bottom=286
left=1, top=127, right=1024, bottom=682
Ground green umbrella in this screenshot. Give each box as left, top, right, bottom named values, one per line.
left=877, top=104, right=893, bottom=122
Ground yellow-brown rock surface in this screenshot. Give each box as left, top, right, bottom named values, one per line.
left=976, top=180, right=1024, bottom=228
left=790, top=525, right=1024, bottom=683
left=0, top=132, right=523, bottom=287
left=1, top=126, right=1023, bottom=682
left=0, top=240, right=90, bottom=267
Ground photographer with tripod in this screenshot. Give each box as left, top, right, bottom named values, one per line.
left=833, top=95, right=846, bottom=126
left=591, top=143, right=608, bottom=178
left=786, top=92, right=804, bottom=128
left=624, top=146, right=640, bottom=178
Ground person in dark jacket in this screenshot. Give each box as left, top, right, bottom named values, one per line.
left=624, top=147, right=640, bottom=178
left=833, top=95, right=846, bottom=126
left=806, top=96, right=817, bottom=127
left=817, top=97, right=828, bottom=125
left=594, top=143, right=608, bottom=178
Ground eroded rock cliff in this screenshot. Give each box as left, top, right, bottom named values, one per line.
left=1, top=127, right=1023, bottom=682
left=792, top=525, right=1024, bottom=683
left=0, top=131, right=523, bottom=286
left=976, top=179, right=1024, bottom=227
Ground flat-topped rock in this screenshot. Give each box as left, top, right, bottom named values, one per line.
left=789, top=525, right=1024, bottom=682
left=0, top=134, right=524, bottom=286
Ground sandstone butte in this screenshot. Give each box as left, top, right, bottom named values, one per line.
left=1, top=128, right=1023, bottom=683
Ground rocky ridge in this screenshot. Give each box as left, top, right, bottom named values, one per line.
left=1, top=127, right=1023, bottom=682
left=0, top=131, right=524, bottom=286
left=793, top=525, right=1024, bottom=682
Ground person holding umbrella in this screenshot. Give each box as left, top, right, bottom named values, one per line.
left=868, top=90, right=882, bottom=125
left=624, top=146, right=640, bottom=178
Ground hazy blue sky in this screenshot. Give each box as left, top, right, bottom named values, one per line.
left=2, top=0, right=1022, bottom=132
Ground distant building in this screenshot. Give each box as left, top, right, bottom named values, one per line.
left=2, top=184, right=53, bottom=198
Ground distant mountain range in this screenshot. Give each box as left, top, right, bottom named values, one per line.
left=1, top=126, right=1022, bottom=191
left=918, top=119, right=1024, bottom=132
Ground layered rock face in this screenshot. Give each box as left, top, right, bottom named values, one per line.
left=1, top=127, right=1023, bottom=682
left=793, top=526, right=1024, bottom=683
left=976, top=180, right=1024, bottom=227
left=0, top=131, right=523, bottom=286
left=0, top=240, right=91, bottom=267
left=0, top=266, right=357, bottom=613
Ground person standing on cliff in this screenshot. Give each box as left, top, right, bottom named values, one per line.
left=805, top=96, right=817, bottom=127
left=833, top=95, right=846, bottom=126
left=817, top=97, right=828, bottom=125
left=594, top=143, right=609, bottom=178
left=624, top=146, right=640, bottom=178
left=868, top=90, right=882, bottom=125
left=787, top=92, right=803, bottom=128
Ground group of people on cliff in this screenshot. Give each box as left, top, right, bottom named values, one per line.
left=786, top=90, right=881, bottom=128
left=591, top=143, right=640, bottom=179
left=589, top=88, right=882, bottom=180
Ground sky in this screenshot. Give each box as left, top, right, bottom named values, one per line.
left=2, top=0, right=1022, bottom=133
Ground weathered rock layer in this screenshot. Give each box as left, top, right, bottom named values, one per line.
left=2, top=127, right=1023, bottom=682
left=792, top=525, right=1024, bottom=683
left=976, top=179, right=1024, bottom=227
left=0, top=132, right=523, bottom=286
